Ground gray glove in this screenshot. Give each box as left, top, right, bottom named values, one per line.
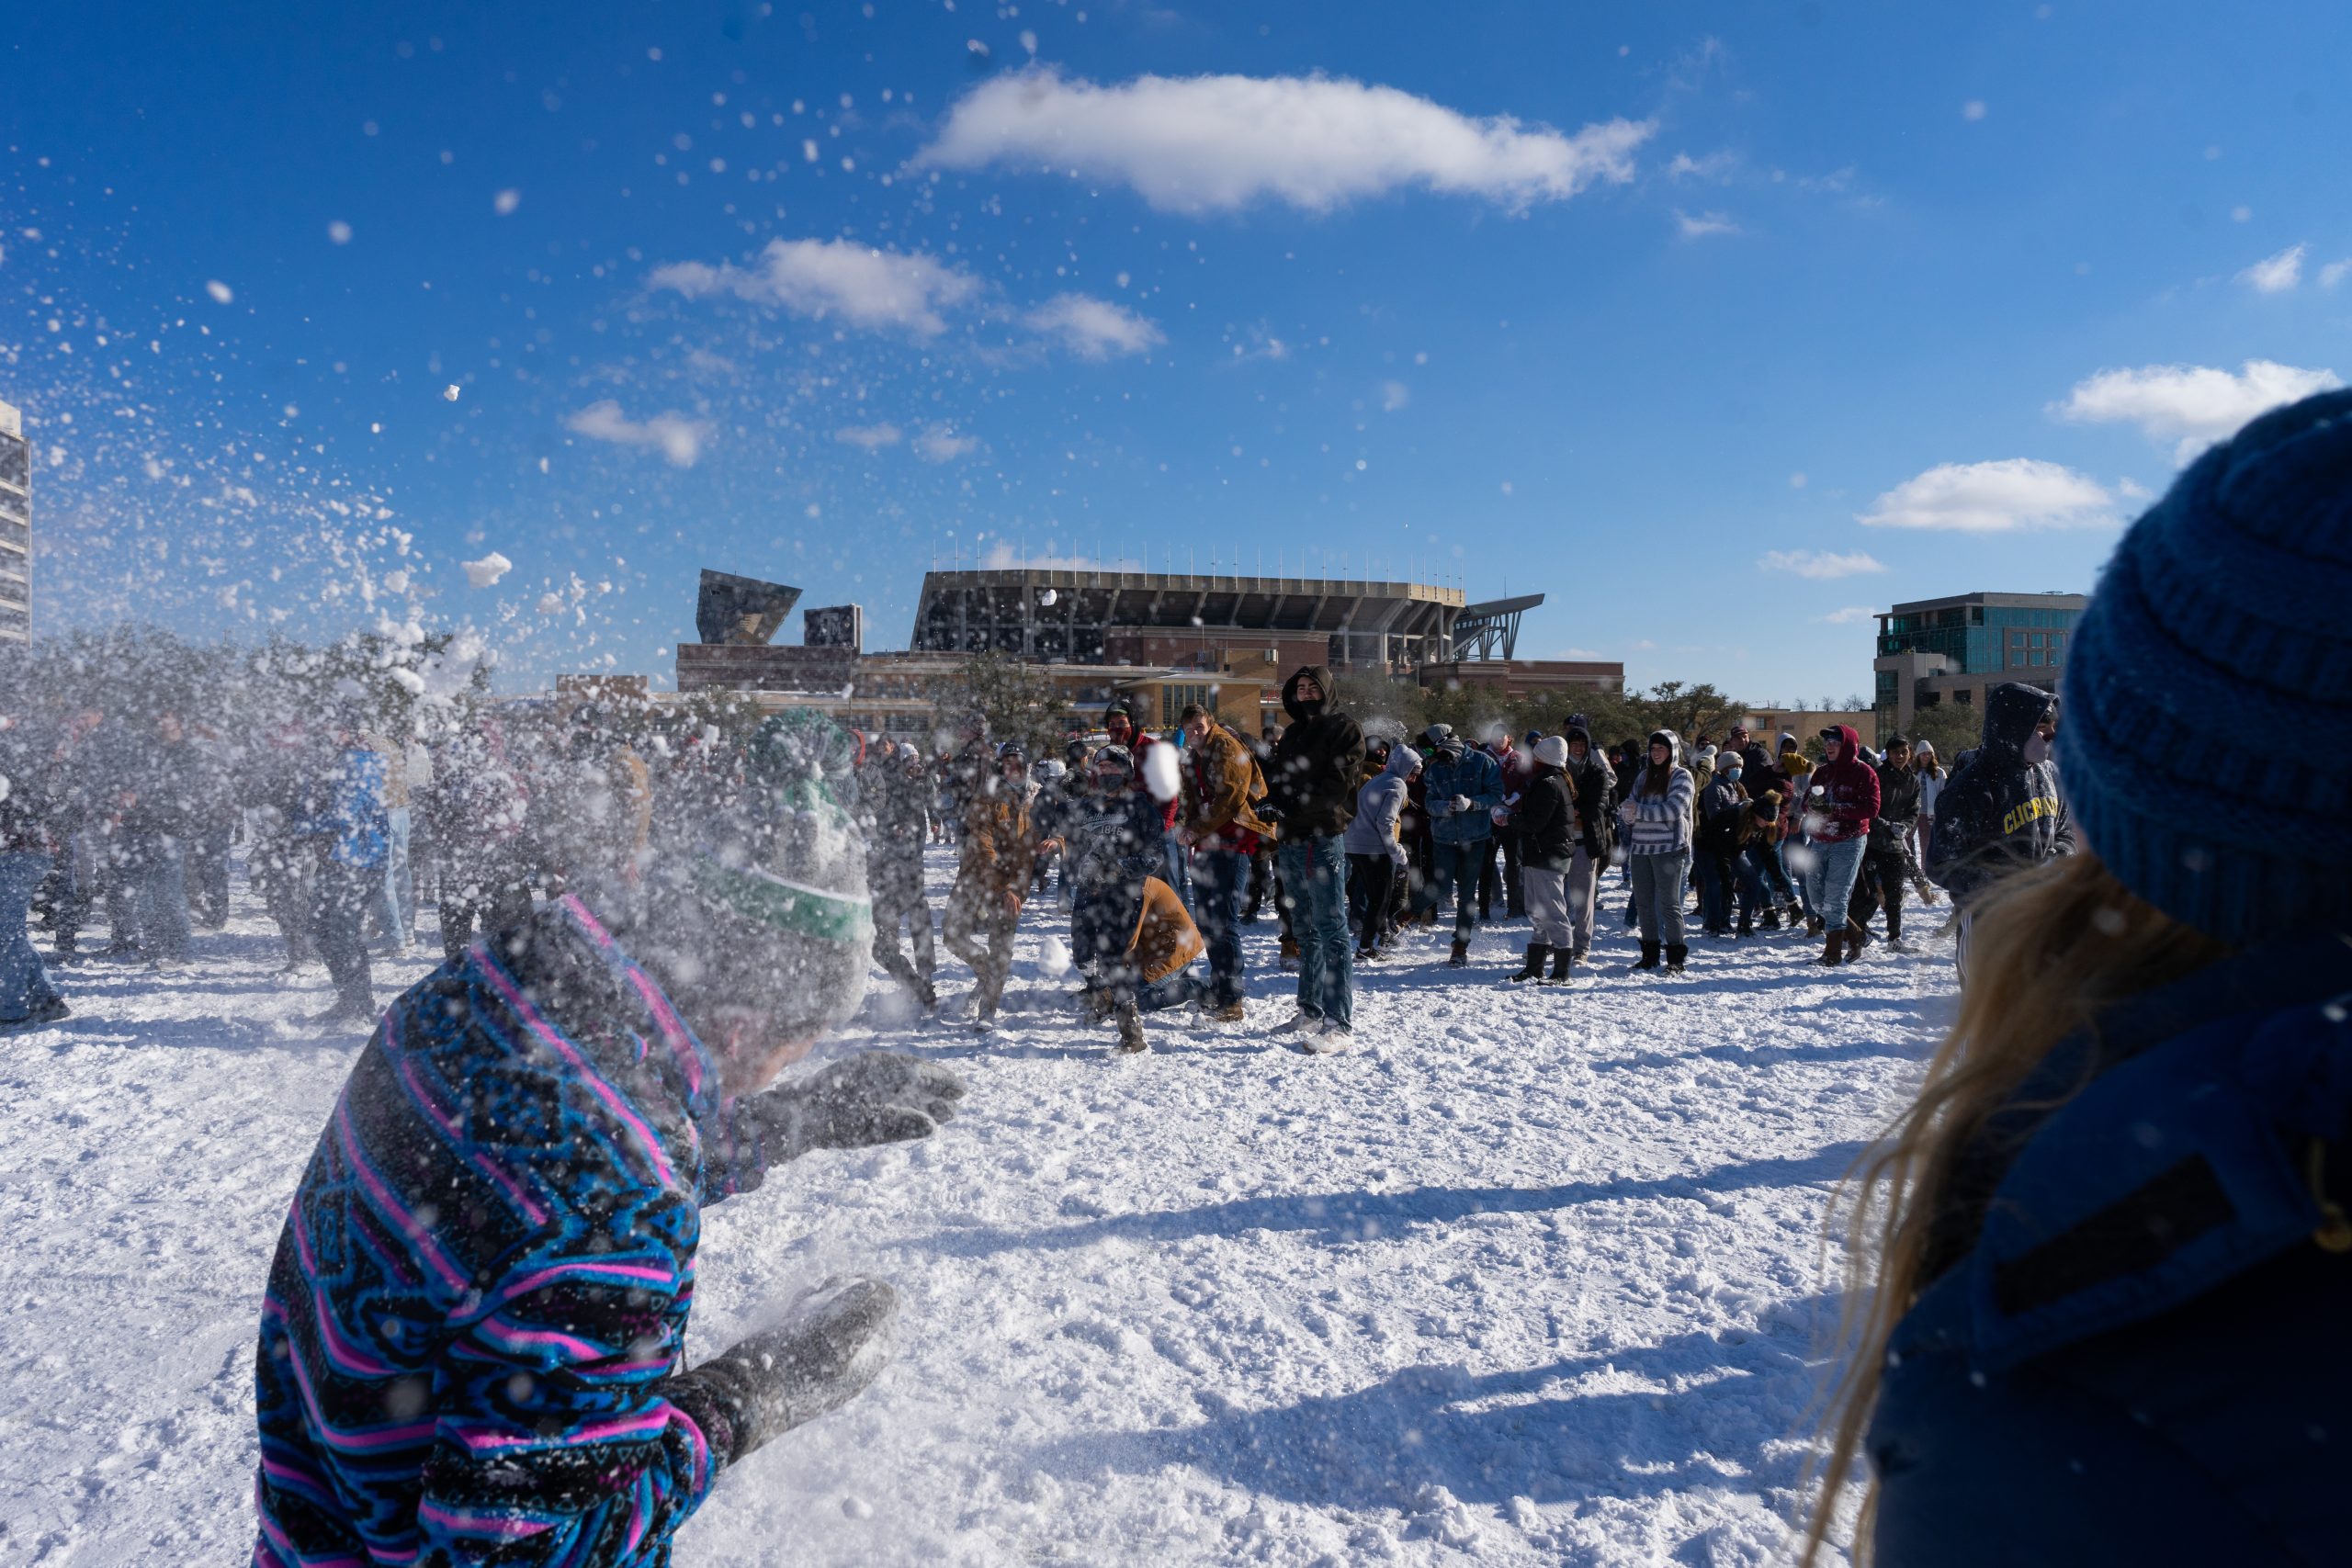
left=672, top=1277, right=898, bottom=1462
left=742, top=1051, right=965, bottom=1163
left=1450, top=795, right=1473, bottom=815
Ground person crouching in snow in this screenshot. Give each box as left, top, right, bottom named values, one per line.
left=1067, top=746, right=1205, bottom=1053
left=252, top=709, right=965, bottom=1568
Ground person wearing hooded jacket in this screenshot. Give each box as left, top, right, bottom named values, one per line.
left=1509, top=735, right=1579, bottom=983
left=252, top=710, right=964, bottom=1568
left=1802, top=722, right=1883, bottom=965
left=1267, top=666, right=1364, bottom=1043
left=1416, top=724, right=1504, bottom=967
left=1925, top=682, right=2075, bottom=908
left=1343, top=742, right=1418, bottom=961
left=1618, top=730, right=1696, bottom=972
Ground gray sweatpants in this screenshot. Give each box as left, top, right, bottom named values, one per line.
left=1629, top=849, right=1690, bottom=946
left=1564, top=846, right=1600, bottom=956
left=1524, top=865, right=1574, bottom=948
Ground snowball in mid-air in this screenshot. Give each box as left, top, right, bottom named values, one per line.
left=1039, top=935, right=1072, bottom=977
left=1141, top=741, right=1182, bottom=803
left=461, top=551, right=513, bottom=588
left=205, top=280, right=233, bottom=304
left=493, top=188, right=522, bottom=215
left=1038, top=588, right=1058, bottom=606
left=443, top=384, right=462, bottom=402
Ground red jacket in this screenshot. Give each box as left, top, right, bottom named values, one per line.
left=1805, top=723, right=1882, bottom=844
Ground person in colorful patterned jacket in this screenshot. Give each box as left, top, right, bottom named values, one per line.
left=253, top=710, right=966, bottom=1568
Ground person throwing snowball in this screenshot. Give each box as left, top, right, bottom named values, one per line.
left=252, top=710, right=965, bottom=1568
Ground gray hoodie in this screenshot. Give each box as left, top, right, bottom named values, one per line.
left=1343, top=744, right=1420, bottom=859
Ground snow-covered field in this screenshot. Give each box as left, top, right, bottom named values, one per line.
left=0, top=850, right=1953, bottom=1566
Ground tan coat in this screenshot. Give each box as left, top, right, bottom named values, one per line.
left=1180, top=722, right=1273, bottom=849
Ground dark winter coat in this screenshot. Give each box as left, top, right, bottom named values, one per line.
left=1067, top=787, right=1172, bottom=974
left=1515, top=765, right=1577, bottom=872
left=1867, top=933, right=2352, bottom=1567
left=1804, top=724, right=1881, bottom=845
left=254, top=898, right=780, bottom=1568
left=1267, top=666, right=1365, bottom=840
left=1869, top=756, right=1923, bottom=852
left=863, top=761, right=932, bottom=909
left=1740, top=740, right=1791, bottom=805
left=1561, top=729, right=1616, bottom=863
left=1925, top=683, right=2074, bottom=901
left=1696, top=775, right=1747, bottom=857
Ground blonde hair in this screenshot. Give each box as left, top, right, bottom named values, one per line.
left=1801, top=852, right=2233, bottom=1563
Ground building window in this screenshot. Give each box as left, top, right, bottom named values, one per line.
left=1159, top=683, right=1216, bottom=727
left=2030, top=649, right=2046, bottom=666
left=1955, top=688, right=1973, bottom=705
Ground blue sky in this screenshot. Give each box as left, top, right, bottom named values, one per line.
left=5, top=0, right=2348, bottom=702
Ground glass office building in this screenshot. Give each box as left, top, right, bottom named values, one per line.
left=1871, top=591, right=2086, bottom=733
left=0, top=398, right=28, bottom=644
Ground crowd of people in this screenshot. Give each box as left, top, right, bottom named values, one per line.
left=2, top=389, right=2342, bottom=1568
left=835, top=662, right=2075, bottom=1055
left=0, top=654, right=2075, bottom=1049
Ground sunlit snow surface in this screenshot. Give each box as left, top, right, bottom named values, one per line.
left=0, top=848, right=1949, bottom=1564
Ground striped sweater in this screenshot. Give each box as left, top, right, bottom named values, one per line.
left=253, top=897, right=775, bottom=1568
left=1623, top=765, right=1695, bottom=855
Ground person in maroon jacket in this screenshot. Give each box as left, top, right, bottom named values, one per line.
left=1800, top=722, right=1882, bottom=965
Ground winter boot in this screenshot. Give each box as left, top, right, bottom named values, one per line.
left=1509, top=943, right=1548, bottom=983
left=1447, top=939, right=1470, bottom=968
left=1843, top=921, right=1869, bottom=963
left=1804, top=912, right=1826, bottom=938
left=1758, top=907, right=1781, bottom=931
left=1632, top=942, right=1661, bottom=971
left=1817, top=930, right=1845, bottom=966
left=1114, top=1002, right=1148, bottom=1053
left=1665, top=942, right=1688, bottom=975
left=1548, top=946, right=1574, bottom=984
left=1280, top=934, right=1300, bottom=971
left=1736, top=911, right=1754, bottom=938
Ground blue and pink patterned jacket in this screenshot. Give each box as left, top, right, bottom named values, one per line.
left=253, top=897, right=775, bottom=1567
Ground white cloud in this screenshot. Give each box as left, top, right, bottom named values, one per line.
left=833, top=423, right=904, bottom=450
left=1023, top=293, right=1164, bottom=359
left=2237, top=243, right=2305, bottom=293
left=650, top=237, right=981, bottom=336
left=564, top=400, right=713, bottom=467
left=914, top=424, right=980, bottom=464
left=1759, top=548, right=1885, bottom=580
left=2052, top=358, right=2341, bottom=463
left=1379, top=379, right=1410, bottom=412
left=2321, top=257, right=2352, bottom=289
left=915, top=67, right=1653, bottom=214
left=1666, top=150, right=1737, bottom=182
left=1815, top=605, right=1879, bottom=625
left=460, top=551, right=514, bottom=589
left=1674, top=209, right=1740, bottom=238
left=1859, top=458, right=2115, bottom=533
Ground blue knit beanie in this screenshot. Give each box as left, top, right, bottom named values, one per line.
left=2058, top=388, right=2352, bottom=944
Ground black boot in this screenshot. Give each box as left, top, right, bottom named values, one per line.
left=1759, top=908, right=1781, bottom=931
left=1509, top=943, right=1547, bottom=982
left=1548, top=946, right=1573, bottom=984
left=1665, top=942, right=1687, bottom=974
left=1447, top=939, right=1470, bottom=968
left=1632, top=942, right=1661, bottom=971
left=1736, top=911, right=1754, bottom=938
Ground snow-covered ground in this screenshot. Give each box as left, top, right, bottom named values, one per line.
left=0, top=850, right=1953, bottom=1565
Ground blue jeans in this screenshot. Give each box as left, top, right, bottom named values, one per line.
left=373, top=806, right=413, bottom=948
left=1748, top=841, right=1796, bottom=910
left=1278, top=834, right=1351, bottom=1027
left=1420, top=837, right=1489, bottom=939
left=1192, top=846, right=1248, bottom=1008
left=1, top=849, right=62, bottom=1021
left=1799, top=836, right=1869, bottom=930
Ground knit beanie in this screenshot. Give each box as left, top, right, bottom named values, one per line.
left=2058, top=388, right=2352, bottom=944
